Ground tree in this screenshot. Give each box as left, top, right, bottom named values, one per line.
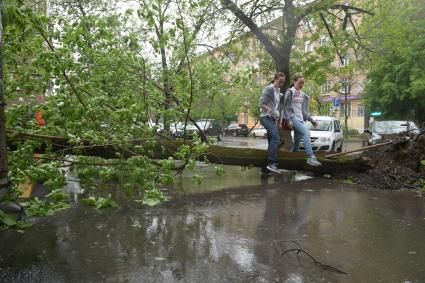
left=221, top=0, right=373, bottom=89
left=2, top=0, right=228, bottom=212
left=0, top=0, right=7, bottom=199
left=362, top=0, right=425, bottom=123
left=136, top=0, right=224, bottom=132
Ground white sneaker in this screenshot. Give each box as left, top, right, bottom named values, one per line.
left=307, top=156, right=321, bottom=166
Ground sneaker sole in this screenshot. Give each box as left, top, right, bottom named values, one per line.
left=307, top=161, right=322, bottom=167
left=266, top=166, right=280, bottom=173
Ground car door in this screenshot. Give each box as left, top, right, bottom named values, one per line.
left=333, top=120, right=343, bottom=146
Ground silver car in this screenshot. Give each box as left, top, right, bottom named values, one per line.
left=364, top=120, right=419, bottom=145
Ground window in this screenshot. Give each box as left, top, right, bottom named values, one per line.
left=305, top=19, right=314, bottom=31
left=357, top=82, right=365, bottom=94
left=358, top=106, right=365, bottom=117
left=242, top=112, right=248, bottom=125
left=340, top=55, right=350, bottom=67
left=340, top=79, right=351, bottom=94
left=340, top=102, right=351, bottom=117
left=334, top=120, right=341, bottom=132
left=305, top=41, right=314, bottom=52
left=320, top=35, right=330, bottom=46
left=321, top=80, right=332, bottom=95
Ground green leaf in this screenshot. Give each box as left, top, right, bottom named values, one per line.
left=0, top=211, right=17, bottom=226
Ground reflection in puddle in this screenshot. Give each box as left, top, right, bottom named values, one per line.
left=172, top=164, right=313, bottom=195
left=1, top=166, right=425, bottom=283
left=62, top=171, right=85, bottom=203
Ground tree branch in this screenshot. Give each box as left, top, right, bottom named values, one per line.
left=221, top=0, right=280, bottom=59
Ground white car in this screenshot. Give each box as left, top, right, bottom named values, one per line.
left=294, top=116, right=344, bottom=153
left=252, top=126, right=267, bottom=139
left=364, top=120, right=419, bottom=145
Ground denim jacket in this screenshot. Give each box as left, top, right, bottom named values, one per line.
left=259, top=85, right=282, bottom=119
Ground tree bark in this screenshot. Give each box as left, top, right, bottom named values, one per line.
left=7, top=130, right=371, bottom=174
left=0, top=2, right=8, bottom=199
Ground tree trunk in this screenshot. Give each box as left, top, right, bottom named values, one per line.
left=7, top=131, right=371, bottom=174
left=160, top=45, right=171, bottom=133
left=274, top=55, right=291, bottom=89
left=0, top=4, right=8, bottom=199
left=274, top=46, right=293, bottom=151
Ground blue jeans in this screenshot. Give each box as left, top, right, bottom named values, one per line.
left=291, top=118, right=314, bottom=157
left=260, top=116, right=279, bottom=165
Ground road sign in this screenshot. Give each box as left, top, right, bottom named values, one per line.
left=333, top=98, right=340, bottom=109
left=371, top=112, right=382, bottom=117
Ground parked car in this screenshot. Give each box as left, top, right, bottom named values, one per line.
left=186, top=119, right=223, bottom=141
left=293, top=116, right=343, bottom=153
left=252, top=126, right=267, bottom=139
left=147, top=119, right=164, bottom=133
left=224, top=124, right=249, bottom=137
left=364, top=120, right=419, bottom=145
left=170, top=122, right=184, bottom=138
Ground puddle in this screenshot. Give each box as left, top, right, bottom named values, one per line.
left=1, top=166, right=425, bottom=283
left=171, top=163, right=313, bottom=195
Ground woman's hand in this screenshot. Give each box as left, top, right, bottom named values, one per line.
left=311, top=120, right=318, bottom=127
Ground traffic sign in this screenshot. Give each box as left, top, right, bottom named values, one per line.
left=371, top=112, right=382, bottom=117
left=333, top=98, right=340, bottom=109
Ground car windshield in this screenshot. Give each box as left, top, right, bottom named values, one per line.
left=373, top=121, right=417, bottom=135
left=195, top=121, right=210, bottom=130
left=306, top=120, right=332, bottom=131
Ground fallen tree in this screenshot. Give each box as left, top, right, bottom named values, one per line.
left=7, top=130, right=371, bottom=174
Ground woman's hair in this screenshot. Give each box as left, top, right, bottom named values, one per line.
left=290, top=74, right=304, bottom=87
left=270, top=72, right=286, bottom=84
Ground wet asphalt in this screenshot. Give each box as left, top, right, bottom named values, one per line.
left=1, top=139, right=424, bottom=283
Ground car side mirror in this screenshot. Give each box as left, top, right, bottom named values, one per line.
left=364, top=129, right=371, bottom=134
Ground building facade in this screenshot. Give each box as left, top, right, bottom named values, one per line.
left=209, top=11, right=367, bottom=132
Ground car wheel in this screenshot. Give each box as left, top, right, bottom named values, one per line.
left=233, top=131, right=237, bottom=137
left=331, top=142, right=336, bottom=152
left=337, top=141, right=343, bottom=153
left=217, top=133, right=223, bottom=141
left=253, top=133, right=256, bottom=138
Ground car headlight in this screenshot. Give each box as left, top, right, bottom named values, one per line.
left=318, top=137, right=330, bottom=142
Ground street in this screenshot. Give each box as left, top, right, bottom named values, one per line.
left=217, top=136, right=363, bottom=153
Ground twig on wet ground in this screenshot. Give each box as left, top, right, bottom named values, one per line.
left=274, top=240, right=348, bottom=276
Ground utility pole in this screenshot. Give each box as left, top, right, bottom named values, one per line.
left=0, top=0, right=8, bottom=200
left=344, top=87, right=349, bottom=133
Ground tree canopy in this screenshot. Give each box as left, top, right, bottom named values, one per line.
left=362, top=0, right=425, bottom=123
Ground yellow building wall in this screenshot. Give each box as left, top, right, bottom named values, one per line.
left=238, top=111, right=259, bottom=128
